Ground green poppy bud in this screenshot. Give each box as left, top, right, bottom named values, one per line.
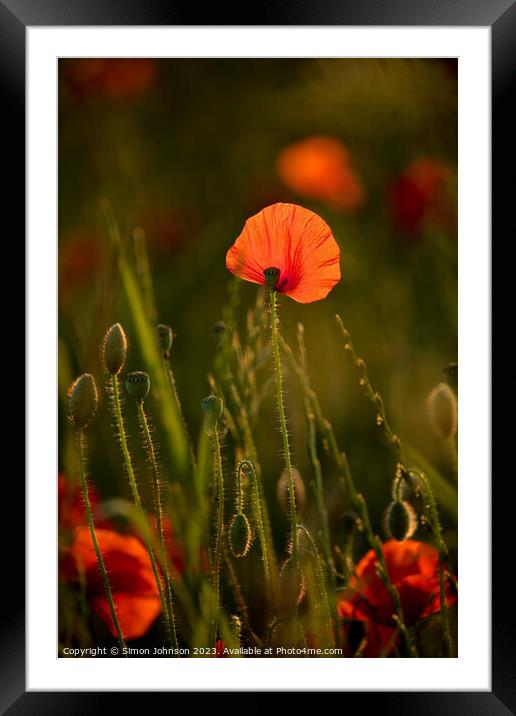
left=383, top=499, right=417, bottom=541
left=229, top=512, right=253, bottom=558
left=68, top=373, right=98, bottom=428
left=125, top=371, right=150, bottom=402
left=102, top=323, right=127, bottom=375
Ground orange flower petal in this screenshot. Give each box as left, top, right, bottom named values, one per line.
left=91, top=593, right=161, bottom=641
left=68, top=527, right=162, bottom=640
left=226, top=203, right=340, bottom=304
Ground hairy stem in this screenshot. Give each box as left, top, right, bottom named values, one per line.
left=77, top=430, right=126, bottom=654
left=136, top=401, right=179, bottom=651
left=269, top=290, right=298, bottom=562
left=163, top=356, right=196, bottom=471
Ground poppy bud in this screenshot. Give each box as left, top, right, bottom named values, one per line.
left=427, top=382, right=458, bottom=440
left=68, top=373, right=98, bottom=428
left=229, top=512, right=253, bottom=558
left=277, top=467, right=305, bottom=515
left=102, top=323, right=127, bottom=375
left=263, top=266, right=281, bottom=290
left=125, top=371, right=150, bottom=402
left=155, top=324, right=173, bottom=356
left=384, top=499, right=417, bottom=541
left=201, top=394, right=223, bottom=432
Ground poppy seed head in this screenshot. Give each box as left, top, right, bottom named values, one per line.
left=125, top=371, right=150, bottom=402
left=263, top=266, right=281, bottom=290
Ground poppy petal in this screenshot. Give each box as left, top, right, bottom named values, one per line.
left=91, top=593, right=161, bottom=640
left=67, top=527, right=162, bottom=640
left=226, top=203, right=340, bottom=304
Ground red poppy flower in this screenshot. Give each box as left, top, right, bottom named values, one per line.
left=390, top=158, right=455, bottom=235
left=59, top=230, right=107, bottom=303
left=58, top=473, right=111, bottom=533
left=226, top=203, right=341, bottom=304
left=338, top=540, right=457, bottom=657
left=277, top=136, right=364, bottom=212
left=63, top=59, right=157, bottom=101
left=62, top=527, right=161, bottom=640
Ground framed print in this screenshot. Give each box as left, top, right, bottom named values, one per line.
left=3, top=0, right=514, bottom=709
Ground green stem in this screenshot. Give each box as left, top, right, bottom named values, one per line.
left=110, top=375, right=171, bottom=645
left=269, top=290, right=298, bottom=562
left=210, top=428, right=225, bottom=646
left=235, top=457, right=244, bottom=513
left=77, top=430, right=126, bottom=654
left=163, top=356, right=196, bottom=471
left=136, top=401, right=179, bottom=652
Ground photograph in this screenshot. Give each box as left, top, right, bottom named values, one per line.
left=57, top=57, right=459, bottom=660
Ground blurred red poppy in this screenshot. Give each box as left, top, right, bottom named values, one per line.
left=277, top=136, right=364, bottom=212
left=59, top=229, right=106, bottom=302
left=62, top=527, right=162, bottom=640
left=338, top=540, right=457, bottom=657
left=140, top=205, right=200, bottom=257
left=389, top=158, right=455, bottom=235
left=58, top=473, right=111, bottom=533
left=63, top=59, right=157, bottom=101
left=226, top=203, right=340, bottom=304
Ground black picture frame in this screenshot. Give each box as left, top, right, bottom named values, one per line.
left=4, top=0, right=514, bottom=710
